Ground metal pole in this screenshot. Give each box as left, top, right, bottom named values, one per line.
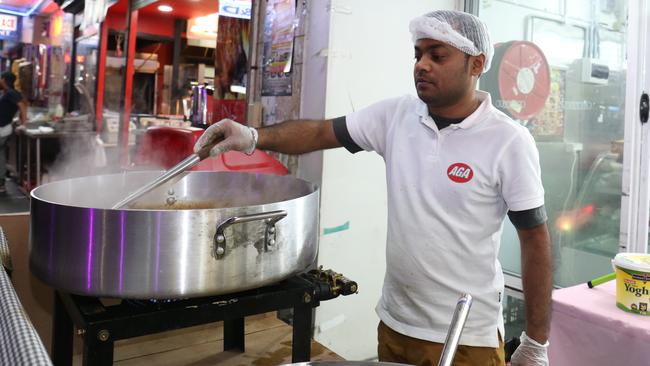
left=170, top=19, right=183, bottom=114
left=117, top=0, right=138, bottom=166
left=438, top=293, right=473, bottom=366
left=246, top=0, right=260, bottom=125
left=95, top=19, right=109, bottom=131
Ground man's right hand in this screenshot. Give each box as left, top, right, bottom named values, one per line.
left=193, top=119, right=258, bottom=157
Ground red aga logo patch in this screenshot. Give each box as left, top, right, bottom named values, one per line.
left=447, top=163, right=474, bottom=183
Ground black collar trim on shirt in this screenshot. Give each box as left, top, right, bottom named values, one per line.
left=430, top=114, right=466, bottom=131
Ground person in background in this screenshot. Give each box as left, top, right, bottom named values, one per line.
left=0, top=71, right=27, bottom=194
left=195, top=10, right=552, bottom=366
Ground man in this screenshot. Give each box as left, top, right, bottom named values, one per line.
left=195, top=10, right=551, bottom=366
left=0, top=71, right=27, bottom=194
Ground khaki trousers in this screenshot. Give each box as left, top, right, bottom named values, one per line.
left=377, top=321, right=505, bottom=366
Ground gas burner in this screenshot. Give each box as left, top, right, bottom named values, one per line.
left=52, top=270, right=357, bottom=365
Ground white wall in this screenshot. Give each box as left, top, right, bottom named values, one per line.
left=310, top=0, right=457, bottom=360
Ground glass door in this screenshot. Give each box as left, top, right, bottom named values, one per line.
left=473, top=0, right=650, bottom=339
left=620, top=1, right=650, bottom=255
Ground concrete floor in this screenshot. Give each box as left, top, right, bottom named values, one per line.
left=0, top=178, right=29, bottom=215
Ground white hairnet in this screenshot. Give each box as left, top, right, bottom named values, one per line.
left=409, top=10, right=493, bottom=72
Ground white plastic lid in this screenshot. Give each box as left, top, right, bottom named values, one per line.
left=614, top=253, right=650, bottom=272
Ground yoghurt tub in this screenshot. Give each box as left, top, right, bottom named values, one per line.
left=613, top=253, right=650, bottom=315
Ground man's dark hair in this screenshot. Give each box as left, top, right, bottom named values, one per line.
left=1, top=72, right=16, bottom=88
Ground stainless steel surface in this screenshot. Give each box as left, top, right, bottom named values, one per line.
left=438, top=293, right=473, bottom=366
left=30, top=171, right=319, bottom=298
left=111, top=154, right=201, bottom=209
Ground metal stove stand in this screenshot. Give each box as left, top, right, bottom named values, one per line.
left=51, top=269, right=357, bottom=366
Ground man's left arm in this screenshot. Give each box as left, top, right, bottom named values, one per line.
left=501, top=130, right=550, bottom=365
left=517, top=222, right=552, bottom=342
left=509, top=222, right=553, bottom=366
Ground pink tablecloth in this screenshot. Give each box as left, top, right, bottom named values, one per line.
left=548, top=280, right=650, bottom=365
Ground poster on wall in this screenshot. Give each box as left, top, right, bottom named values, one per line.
left=528, top=68, right=566, bottom=140
left=0, top=14, right=20, bottom=41
left=214, top=15, right=250, bottom=122
left=219, top=0, right=252, bottom=19
left=261, top=0, right=295, bottom=96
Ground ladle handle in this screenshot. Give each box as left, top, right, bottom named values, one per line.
left=196, top=131, right=227, bottom=160
left=111, top=154, right=201, bottom=209
left=196, top=144, right=213, bottom=161
left=111, top=133, right=222, bottom=209
left=438, top=293, right=473, bottom=366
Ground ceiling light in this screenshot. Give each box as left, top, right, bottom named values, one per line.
left=158, top=5, right=173, bottom=12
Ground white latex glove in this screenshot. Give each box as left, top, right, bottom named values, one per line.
left=193, top=119, right=258, bottom=157
left=510, top=331, right=549, bottom=366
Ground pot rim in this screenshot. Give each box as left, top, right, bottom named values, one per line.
left=31, top=171, right=320, bottom=212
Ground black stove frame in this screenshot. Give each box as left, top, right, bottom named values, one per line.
left=51, top=271, right=356, bottom=366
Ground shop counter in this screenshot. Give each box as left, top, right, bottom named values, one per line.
left=548, top=280, right=650, bottom=365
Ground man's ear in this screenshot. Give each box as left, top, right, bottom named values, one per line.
left=471, top=55, right=486, bottom=76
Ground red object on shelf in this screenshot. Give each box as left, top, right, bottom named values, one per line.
left=133, top=126, right=288, bottom=176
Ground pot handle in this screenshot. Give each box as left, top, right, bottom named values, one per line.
left=213, top=210, right=288, bottom=259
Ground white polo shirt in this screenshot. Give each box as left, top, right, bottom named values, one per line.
left=343, top=90, right=544, bottom=348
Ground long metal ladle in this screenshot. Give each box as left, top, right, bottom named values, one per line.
left=438, top=293, right=473, bottom=366
left=111, top=143, right=215, bottom=210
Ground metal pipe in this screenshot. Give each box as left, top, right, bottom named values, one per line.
left=438, top=293, right=473, bottom=366
left=171, top=19, right=184, bottom=114
left=94, top=19, right=109, bottom=131
left=118, top=1, right=138, bottom=166
left=246, top=0, right=260, bottom=124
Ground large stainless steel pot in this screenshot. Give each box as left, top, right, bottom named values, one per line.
left=29, top=171, right=319, bottom=299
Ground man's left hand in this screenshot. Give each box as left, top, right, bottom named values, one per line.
left=510, top=331, right=548, bottom=366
